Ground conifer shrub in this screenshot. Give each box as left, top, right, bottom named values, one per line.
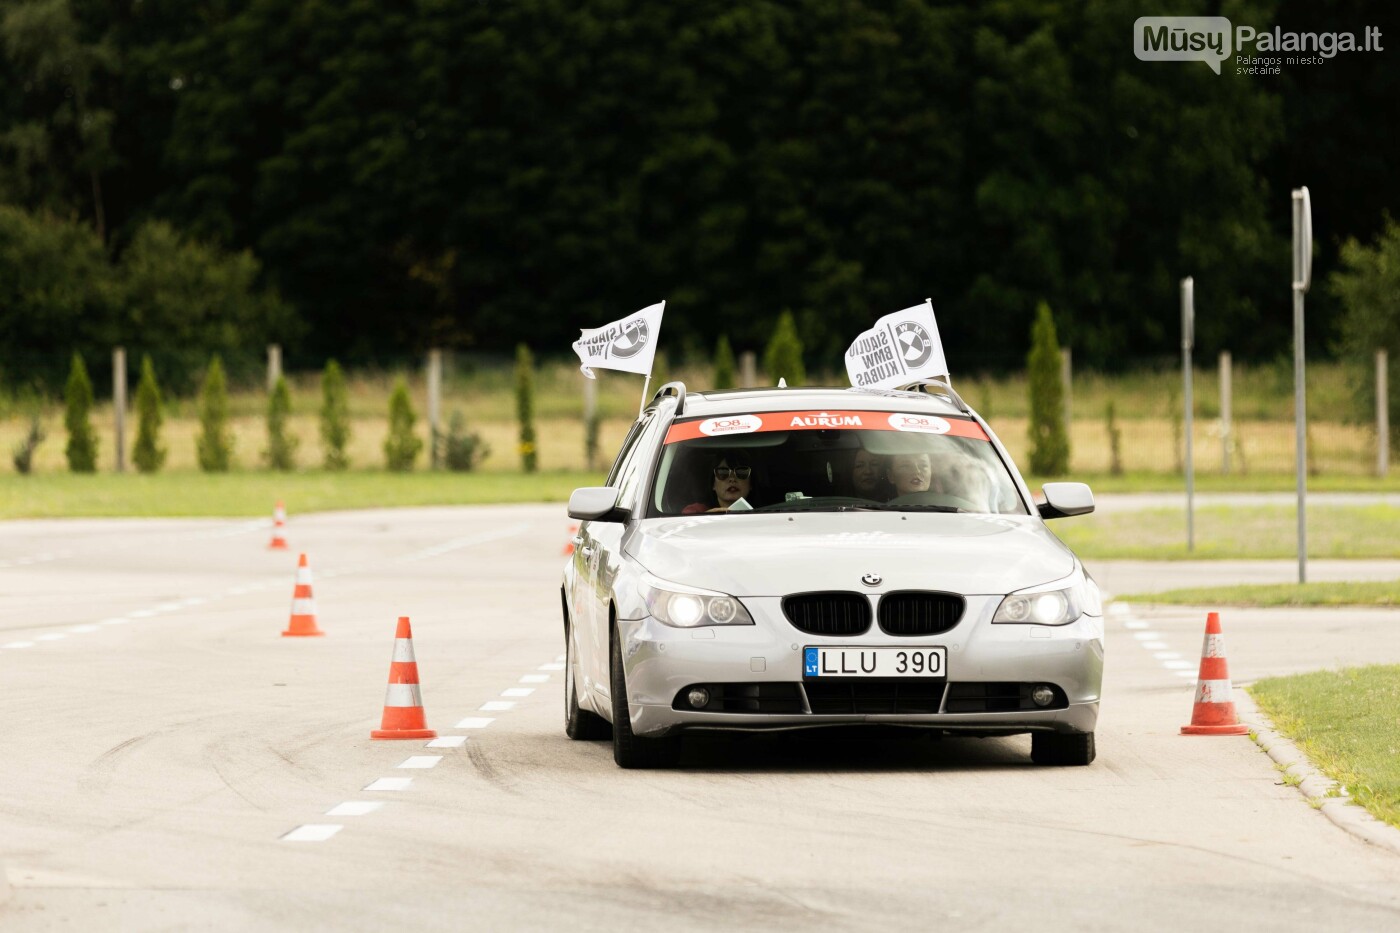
left=132, top=355, right=166, bottom=474
left=1027, top=303, right=1070, bottom=475
left=764, top=311, right=806, bottom=385
left=196, top=355, right=234, bottom=472
left=713, top=335, right=736, bottom=390
left=515, top=343, right=537, bottom=473
left=64, top=352, right=98, bottom=472
left=384, top=377, right=422, bottom=471
left=320, top=360, right=351, bottom=471
left=265, top=375, right=298, bottom=470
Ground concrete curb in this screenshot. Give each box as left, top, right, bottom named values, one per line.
left=1238, top=689, right=1400, bottom=857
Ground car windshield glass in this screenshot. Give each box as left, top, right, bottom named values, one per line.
left=647, top=409, right=1028, bottom=516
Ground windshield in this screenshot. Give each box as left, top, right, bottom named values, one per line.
left=647, top=409, right=1028, bottom=517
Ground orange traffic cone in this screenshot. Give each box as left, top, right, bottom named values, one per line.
left=371, top=616, right=436, bottom=740
left=562, top=523, right=579, bottom=556
left=1181, top=611, right=1248, bottom=736
left=282, top=553, right=325, bottom=637
left=269, top=501, right=289, bottom=550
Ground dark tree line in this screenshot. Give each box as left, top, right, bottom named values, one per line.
left=2, top=0, right=1398, bottom=386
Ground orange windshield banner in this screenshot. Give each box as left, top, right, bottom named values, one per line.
left=663, top=410, right=989, bottom=444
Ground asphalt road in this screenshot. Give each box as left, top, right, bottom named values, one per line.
left=2, top=504, right=1399, bottom=931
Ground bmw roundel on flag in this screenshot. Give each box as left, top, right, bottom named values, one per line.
left=572, top=301, right=665, bottom=379
left=845, top=300, right=949, bottom=389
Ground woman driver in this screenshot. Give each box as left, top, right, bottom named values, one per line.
left=683, top=453, right=754, bottom=513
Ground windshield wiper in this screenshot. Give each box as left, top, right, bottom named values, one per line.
left=876, top=503, right=964, bottom=513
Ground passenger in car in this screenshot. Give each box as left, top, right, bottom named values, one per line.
left=929, top=448, right=991, bottom=510
left=886, top=452, right=932, bottom=497
left=683, top=453, right=755, bottom=513
left=848, top=446, right=891, bottom=500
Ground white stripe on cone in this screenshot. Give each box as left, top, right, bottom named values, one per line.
left=291, top=598, right=316, bottom=616
left=296, top=567, right=313, bottom=584
left=1195, top=679, right=1233, bottom=703
left=383, top=683, right=424, bottom=707
left=1202, top=633, right=1225, bottom=658
left=391, top=639, right=418, bottom=662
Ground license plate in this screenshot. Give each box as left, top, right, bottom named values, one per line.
left=803, top=646, right=946, bottom=678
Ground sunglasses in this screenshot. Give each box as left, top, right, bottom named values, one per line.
left=714, top=467, right=752, bottom=480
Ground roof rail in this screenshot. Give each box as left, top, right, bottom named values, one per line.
left=648, top=380, right=687, bottom=415
left=892, top=378, right=971, bottom=414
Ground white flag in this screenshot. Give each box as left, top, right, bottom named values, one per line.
left=844, top=300, right=949, bottom=389
left=571, top=301, right=665, bottom=379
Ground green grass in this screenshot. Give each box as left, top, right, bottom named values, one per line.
left=1117, top=581, right=1400, bottom=607
left=0, top=470, right=604, bottom=518
left=1025, top=472, right=1400, bottom=493
left=1053, top=506, right=1400, bottom=560
left=1250, top=667, right=1400, bottom=830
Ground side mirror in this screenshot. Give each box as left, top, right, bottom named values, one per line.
left=1038, top=482, right=1095, bottom=519
left=568, top=487, right=627, bottom=522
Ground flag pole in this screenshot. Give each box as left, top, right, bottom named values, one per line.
left=638, top=373, right=652, bottom=416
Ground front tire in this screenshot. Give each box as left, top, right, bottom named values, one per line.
left=1031, top=730, right=1096, bottom=766
left=565, top=620, right=610, bottom=740
left=610, top=623, right=681, bottom=769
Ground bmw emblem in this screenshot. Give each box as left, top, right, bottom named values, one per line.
left=861, top=572, right=882, bottom=587
left=894, top=321, right=933, bottom=368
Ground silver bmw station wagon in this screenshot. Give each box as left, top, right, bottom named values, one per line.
left=562, top=381, right=1103, bottom=768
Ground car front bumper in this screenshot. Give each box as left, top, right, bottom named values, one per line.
left=616, top=595, right=1104, bottom=737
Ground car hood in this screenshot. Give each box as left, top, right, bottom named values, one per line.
left=624, top=512, right=1076, bottom=596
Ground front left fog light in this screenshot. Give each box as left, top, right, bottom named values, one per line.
left=1031, top=685, right=1055, bottom=707
left=687, top=687, right=711, bottom=709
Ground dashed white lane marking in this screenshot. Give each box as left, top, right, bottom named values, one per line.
left=281, top=824, right=343, bottom=842
left=282, top=651, right=551, bottom=844
left=1116, top=602, right=1202, bottom=684
left=35, top=633, right=65, bottom=642
left=363, top=778, right=413, bottom=792
left=480, top=700, right=516, bottom=712
left=3, top=641, right=34, bottom=649
left=426, top=735, right=468, bottom=748
left=6, top=523, right=539, bottom=656
left=555, top=654, right=565, bottom=661
left=397, top=756, right=442, bottom=769
left=539, top=663, right=564, bottom=671
left=390, top=523, right=532, bottom=567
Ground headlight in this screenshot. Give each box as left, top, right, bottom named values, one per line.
left=992, top=568, right=1101, bottom=627
left=640, top=574, right=755, bottom=628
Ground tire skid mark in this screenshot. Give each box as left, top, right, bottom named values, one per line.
left=465, top=740, right=522, bottom=797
